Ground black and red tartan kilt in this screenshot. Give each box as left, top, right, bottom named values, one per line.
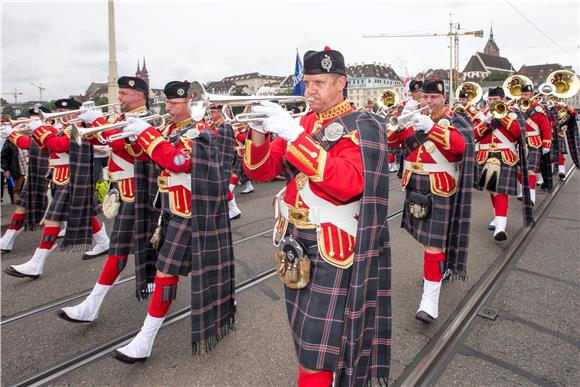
left=550, top=135, right=568, bottom=159
left=283, top=225, right=351, bottom=371
left=476, top=152, right=518, bottom=196
left=526, top=146, right=541, bottom=171
left=388, top=145, right=401, bottom=157
left=156, top=213, right=192, bottom=276
left=109, top=200, right=135, bottom=256
left=44, top=184, right=70, bottom=222
left=14, top=179, right=29, bottom=208
left=402, top=173, right=452, bottom=249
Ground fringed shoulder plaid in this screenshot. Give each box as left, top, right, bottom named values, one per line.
left=21, top=142, right=49, bottom=230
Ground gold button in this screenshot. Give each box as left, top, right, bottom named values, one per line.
left=329, top=252, right=335, bottom=257
left=339, top=253, right=345, bottom=258
left=297, top=201, right=303, bottom=206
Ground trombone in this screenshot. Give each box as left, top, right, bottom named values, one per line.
left=40, top=102, right=120, bottom=124
left=187, top=81, right=310, bottom=124
left=71, top=113, right=168, bottom=146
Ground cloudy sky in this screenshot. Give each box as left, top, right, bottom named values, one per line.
left=2, top=0, right=579, bottom=102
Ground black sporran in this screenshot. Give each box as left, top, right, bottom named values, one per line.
left=407, top=190, right=432, bottom=219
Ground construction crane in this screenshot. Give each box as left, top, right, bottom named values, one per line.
left=30, top=83, right=46, bottom=102
left=2, top=89, right=24, bottom=103
left=363, top=14, right=483, bottom=104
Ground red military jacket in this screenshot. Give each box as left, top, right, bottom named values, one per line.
left=32, top=124, right=72, bottom=186
left=243, top=99, right=362, bottom=268
left=555, top=103, right=577, bottom=136
left=524, top=101, right=552, bottom=149
left=88, top=106, right=149, bottom=202
left=475, top=109, right=521, bottom=166
left=136, top=118, right=209, bottom=218
left=8, top=131, right=33, bottom=150
left=388, top=107, right=466, bottom=197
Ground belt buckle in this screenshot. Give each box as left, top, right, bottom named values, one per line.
left=410, top=162, right=424, bottom=172
left=157, top=175, right=168, bottom=188
left=288, top=206, right=311, bottom=227
left=489, top=143, right=498, bottom=151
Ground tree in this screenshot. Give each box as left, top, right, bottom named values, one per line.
left=484, top=71, right=509, bottom=82
left=92, top=96, right=108, bottom=106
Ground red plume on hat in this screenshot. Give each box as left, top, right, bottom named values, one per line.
left=324, top=46, right=331, bottom=51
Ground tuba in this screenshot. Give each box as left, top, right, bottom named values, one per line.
left=546, top=69, right=580, bottom=99
left=376, top=88, right=400, bottom=112
left=455, top=81, right=483, bottom=106
left=502, top=74, right=533, bottom=100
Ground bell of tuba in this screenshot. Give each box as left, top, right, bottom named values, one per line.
left=546, top=69, right=580, bottom=99
left=376, top=88, right=400, bottom=111
left=502, top=74, right=533, bottom=100
left=455, top=81, right=483, bottom=106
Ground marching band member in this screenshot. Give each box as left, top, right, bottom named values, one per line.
left=0, top=106, right=50, bottom=253
left=388, top=79, right=474, bottom=323
left=231, top=122, right=255, bottom=192
left=108, top=80, right=235, bottom=363
left=244, top=47, right=392, bottom=386
left=4, top=99, right=108, bottom=279
left=56, top=76, right=160, bottom=322
left=519, top=84, right=552, bottom=203
left=475, top=87, right=522, bottom=240
left=554, top=99, right=579, bottom=177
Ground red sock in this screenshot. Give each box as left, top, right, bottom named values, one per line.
left=423, top=251, right=445, bottom=282
left=388, top=154, right=395, bottom=164
left=229, top=175, right=239, bottom=187
left=528, top=174, right=537, bottom=188
left=148, top=275, right=179, bottom=318
left=8, top=213, right=25, bottom=231
left=91, top=217, right=102, bottom=234
left=494, top=194, right=508, bottom=217
left=38, top=226, right=60, bottom=249
left=297, top=367, right=333, bottom=387
left=558, top=153, right=565, bottom=165
left=228, top=190, right=233, bottom=201
left=489, top=193, right=496, bottom=208
left=97, top=255, right=128, bottom=285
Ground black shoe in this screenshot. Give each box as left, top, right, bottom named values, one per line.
left=111, top=350, right=147, bottom=364
left=559, top=172, right=565, bottom=179
left=82, top=249, right=109, bottom=260
left=3, top=266, right=39, bottom=279
left=488, top=224, right=496, bottom=231
left=230, top=214, right=241, bottom=220
left=494, top=231, right=507, bottom=241
left=415, top=311, right=435, bottom=323
left=1, top=249, right=11, bottom=254
left=55, top=309, right=91, bottom=324
left=517, top=196, right=523, bottom=201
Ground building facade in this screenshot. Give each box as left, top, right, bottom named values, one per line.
left=346, top=62, right=403, bottom=109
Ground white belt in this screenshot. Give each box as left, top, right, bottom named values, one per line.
left=49, top=153, right=70, bottom=166
left=404, top=160, right=459, bottom=180
left=276, top=182, right=360, bottom=236
left=163, top=173, right=190, bottom=188
left=107, top=168, right=134, bottom=181
left=479, top=143, right=516, bottom=152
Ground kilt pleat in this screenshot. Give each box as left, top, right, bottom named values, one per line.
left=43, top=184, right=70, bottom=222
left=526, top=146, right=541, bottom=171
left=156, top=213, right=192, bottom=276
left=109, top=200, right=135, bottom=256
left=476, top=152, right=518, bottom=196
left=284, top=225, right=352, bottom=371
left=402, top=173, right=452, bottom=248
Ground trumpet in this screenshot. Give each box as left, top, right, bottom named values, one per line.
left=9, top=118, right=36, bottom=127
left=386, top=105, right=431, bottom=131
left=513, top=83, right=555, bottom=112
left=40, top=102, right=120, bottom=124
left=187, top=81, right=310, bottom=124
left=71, top=113, right=168, bottom=146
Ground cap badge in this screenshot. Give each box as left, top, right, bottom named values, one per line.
left=321, top=55, right=333, bottom=72
left=177, top=88, right=185, bottom=96
left=438, top=118, right=450, bottom=128
left=185, top=128, right=200, bottom=139
left=437, top=83, right=444, bottom=92
left=323, top=122, right=344, bottom=142
left=128, top=80, right=135, bottom=87
left=62, top=102, right=67, bottom=107
left=535, top=106, right=543, bottom=113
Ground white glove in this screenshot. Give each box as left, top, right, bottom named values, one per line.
left=252, top=101, right=304, bottom=143
left=484, top=111, right=493, bottom=124
left=414, top=115, right=434, bottom=133
left=123, top=117, right=151, bottom=138
left=401, top=99, right=418, bottom=115
left=247, top=119, right=266, bottom=134
left=1, top=125, right=14, bottom=137
left=542, top=147, right=550, bottom=155
left=561, top=125, right=568, bottom=131
left=28, top=120, right=43, bottom=131
left=78, top=109, right=103, bottom=125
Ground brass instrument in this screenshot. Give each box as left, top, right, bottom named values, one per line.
left=502, top=74, right=533, bottom=100
left=546, top=69, right=580, bottom=98
left=71, top=113, right=168, bottom=145
left=386, top=105, right=431, bottom=131
left=187, top=81, right=310, bottom=124
left=376, top=88, right=400, bottom=112
left=489, top=101, right=509, bottom=119
left=9, top=118, right=36, bottom=127
left=455, top=81, right=483, bottom=105
left=40, top=102, right=121, bottom=124
left=515, top=83, right=555, bottom=112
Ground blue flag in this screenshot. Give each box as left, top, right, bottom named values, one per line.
left=292, top=50, right=305, bottom=96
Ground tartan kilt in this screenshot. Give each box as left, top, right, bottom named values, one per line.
left=109, top=199, right=135, bottom=256
left=231, top=154, right=243, bottom=176
left=556, top=134, right=568, bottom=155
left=14, top=178, right=29, bottom=208
left=284, top=225, right=351, bottom=371
left=402, top=173, right=452, bottom=248
left=44, top=184, right=70, bottom=222
left=388, top=145, right=401, bottom=157
left=476, top=152, right=518, bottom=196
left=526, top=146, right=541, bottom=171
left=156, top=212, right=192, bottom=276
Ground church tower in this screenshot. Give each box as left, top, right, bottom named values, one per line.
left=483, top=24, right=500, bottom=56
left=135, top=57, right=150, bottom=92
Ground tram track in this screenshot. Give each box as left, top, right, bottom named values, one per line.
left=2, top=177, right=404, bottom=327
left=395, top=166, right=576, bottom=386
left=10, top=206, right=406, bottom=387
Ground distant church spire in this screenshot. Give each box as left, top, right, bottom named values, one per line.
left=483, top=23, right=500, bottom=56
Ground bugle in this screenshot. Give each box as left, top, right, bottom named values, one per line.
left=40, top=102, right=121, bottom=124
left=187, top=81, right=310, bottom=124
